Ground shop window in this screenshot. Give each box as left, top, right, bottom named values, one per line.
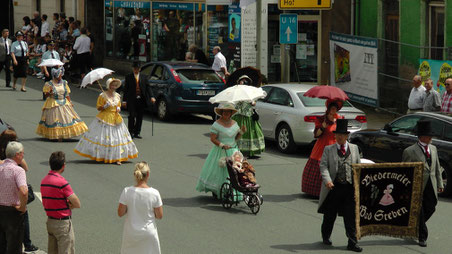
left=207, top=5, right=230, bottom=63
left=151, top=2, right=204, bottom=61
left=104, top=1, right=150, bottom=61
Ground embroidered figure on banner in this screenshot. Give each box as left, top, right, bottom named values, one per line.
left=379, top=184, right=395, bottom=206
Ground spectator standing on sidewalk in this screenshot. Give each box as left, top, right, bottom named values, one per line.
left=407, top=75, right=425, bottom=114
left=0, top=130, right=39, bottom=253
left=423, top=78, right=441, bottom=112
left=0, top=141, right=28, bottom=254
left=118, top=161, right=163, bottom=254
left=52, top=13, right=61, bottom=39
left=0, top=29, right=12, bottom=88
left=211, top=46, right=229, bottom=79
left=40, top=151, right=81, bottom=254
left=41, top=14, right=50, bottom=37
left=86, top=27, right=95, bottom=70
left=73, top=27, right=91, bottom=79
left=10, top=31, right=29, bottom=92
left=32, top=11, right=42, bottom=36
left=441, top=78, right=452, bottom=114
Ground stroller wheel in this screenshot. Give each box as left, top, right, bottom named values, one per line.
left=248, top=194, right=261, bottom=215
left=220, top=182, right=233, bottom=209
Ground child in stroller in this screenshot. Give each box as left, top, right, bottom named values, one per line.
left=231, top=151, right=259, bottom=188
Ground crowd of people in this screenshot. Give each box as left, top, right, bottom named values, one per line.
left=408, top=75, right=452, bottom=114
left=0, top=11, right=95, bottom=94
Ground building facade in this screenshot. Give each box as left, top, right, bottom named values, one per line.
left=355, top=0, right=452, bottom=110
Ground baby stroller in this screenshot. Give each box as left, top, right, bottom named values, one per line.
left=220, top=158, right=263, bottom=214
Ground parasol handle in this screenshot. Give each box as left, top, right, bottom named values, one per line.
left=96, top=80, right=104, bottom=92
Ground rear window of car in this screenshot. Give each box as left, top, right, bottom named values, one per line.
left=176, top=69, right=222, bottom=83
left=297, top=92, right=352, bottom=107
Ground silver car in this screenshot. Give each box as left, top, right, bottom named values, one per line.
left=255, top=83, right=368, bottom=153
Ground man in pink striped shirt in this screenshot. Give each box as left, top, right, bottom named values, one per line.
left=40, top=151, right=80, bottom=254
left=441, top=78, right=452, bottom=114
left=0, top=141, right=28, bottom=253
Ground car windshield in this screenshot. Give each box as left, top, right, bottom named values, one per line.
left=176, top=69, right=222, bottom=84
left=297, top=92, right=352, bottom=107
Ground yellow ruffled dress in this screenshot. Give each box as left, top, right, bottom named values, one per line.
left=74, top=92, right=138, bottom=163
left=36, top=80, right=88, bottom=139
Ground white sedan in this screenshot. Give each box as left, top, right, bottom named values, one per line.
left=255, top=83, right=368, bottom=153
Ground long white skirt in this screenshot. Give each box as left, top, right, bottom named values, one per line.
left=74, top=119, right=138, bottom=163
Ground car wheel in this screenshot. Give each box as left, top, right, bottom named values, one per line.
left=439, top=163, right=451, bottom=197
left=157, top=99, right=171, bottom=121
left=276, top=123, right=296, bottom=153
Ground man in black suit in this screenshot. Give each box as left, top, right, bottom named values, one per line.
left=122, top=61, right=155, bottom=139
left=0, top=29, right=12, bottom=87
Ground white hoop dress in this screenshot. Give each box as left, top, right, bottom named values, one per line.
left=74, top=92, right=138, bottom=163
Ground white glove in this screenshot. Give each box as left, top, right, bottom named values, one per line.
left=103, top=101, right=111, bottom=109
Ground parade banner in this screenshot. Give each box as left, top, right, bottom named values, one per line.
left=329, top=32, right=379, bottom=107
left=353, top=162, right=424, bottom=239
left=418, top=59, right=452, bottom=96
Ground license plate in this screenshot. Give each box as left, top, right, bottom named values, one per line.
left=196, top=90, right=215, bottom=96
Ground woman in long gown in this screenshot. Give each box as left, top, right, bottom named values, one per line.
left=74, top=78, right=138, bottom=165
left=118, top=162, right=163, bottom=254
left=301, top=100, right=343, bottom=197
left=196, top=102, right=246, bottom=197
left=36, top=67, right=88, bottom=140
left=232, top=75, right=265, bottom=158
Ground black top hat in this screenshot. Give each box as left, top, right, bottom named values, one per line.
left=415, top=120, right=434, bottom=136
left=333, top=119, right=350, bottom=134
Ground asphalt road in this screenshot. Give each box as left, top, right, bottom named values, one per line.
left=1, top=74, right=451, bottom=254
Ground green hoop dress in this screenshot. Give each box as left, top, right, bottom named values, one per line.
left=196, top=121, right=240, bottom=197
left=232, top=102, right=265, bottom=156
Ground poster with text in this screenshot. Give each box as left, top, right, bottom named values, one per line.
left=330, top=32, right=379, bottom=107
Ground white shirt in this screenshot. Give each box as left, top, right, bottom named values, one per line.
left=73, top=35, right=91, bottom=54
left=119, top=186, right=162, bottom=254
left=2, top=37, right=9, bottom=55
left=41, top=21, right=49, bottom=37
left=408, top=85, right=426, bottom=109
left=212, top=52, right=227, bottom=73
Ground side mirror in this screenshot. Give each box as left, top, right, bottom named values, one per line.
left=383, top=124, right=393, bottom=132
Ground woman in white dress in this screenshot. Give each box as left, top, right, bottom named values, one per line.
left=118, top=162, right=163, bottom=254
left=74, top=78, right=138, bottom=165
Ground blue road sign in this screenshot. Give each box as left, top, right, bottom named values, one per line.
left=280, top=14, right=298, bottom=44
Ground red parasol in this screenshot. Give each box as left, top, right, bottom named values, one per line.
left=303, top=85, right=349, bottom=101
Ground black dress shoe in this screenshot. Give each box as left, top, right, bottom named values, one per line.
left=347, top=244, right=363, bottom=252
left=134, top=134, right=143, bottom=139
left=322, top=238, right=332, bottom=245
left=418, top=240, right=427, bottom=247
left=6, top=84, right=10, bottom=87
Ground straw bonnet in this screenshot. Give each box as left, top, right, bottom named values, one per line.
left=106, top=78, right=122, bottom=90
left=237, top=75, right=252, bottom=84
left=214, top=102, right=238, bottom=116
